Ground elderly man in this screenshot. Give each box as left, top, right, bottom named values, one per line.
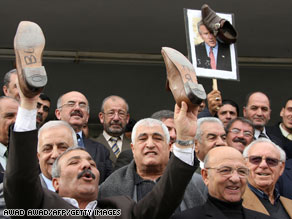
left=194, top=117, right=227, bottom=172
left=242, top=139, right=292, bottom=218
left=0, top=96, right=19, bottom=182
left=36, top=93, right=51, bottom=127
left=226, top=117, right=255, bottom=153
left=38, top=120, right=78, bottom=191
left=5, top=78, right=201, bottom=218
left=2, top=69, right=20, bottom=101
left=267, top=97, right=292, bottom=159
left=195, top=20, right=231, bottom=71
left=96, top=95, right=131, bottom=165
left=173, top=146, right=273, bottom=219
left=55, top=91, right=112, bottom=183
left=99, top=118, right=207, bottom=211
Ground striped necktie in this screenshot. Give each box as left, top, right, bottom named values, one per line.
left=110, top=137, right=120, bottom=157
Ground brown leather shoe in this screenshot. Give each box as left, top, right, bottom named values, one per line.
left=161, top=47, right=206, bottom=110
left=14, top=21, right=47, bottom=98
left=201, top=4, right=237, bottom=44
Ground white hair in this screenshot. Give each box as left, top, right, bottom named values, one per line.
left=38, top=120, right=78, bottom=152
left=131, top=118, right=170, bottom=144
left=195, top=117, right=224, bottom=142
left=243, top=138, right=286, bottom=162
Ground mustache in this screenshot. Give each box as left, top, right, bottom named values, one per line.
left=37, top=113, right=43, bottom=122
left=233, top=137, right=247, bottom=145
left=77, top=169, right=96, bottom=180
left=71, top=110, right=83, bottom=118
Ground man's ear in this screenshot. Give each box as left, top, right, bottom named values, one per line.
left=194, top=139, right=199, bottom=154
left=55, top=108, right=61, bottom=120
left=201, top=168, right=209, bottom=186
left=280, top=108, right=284, bottom=117
left=98, top=112, right=104, bottom=124
left=126, top=113, right=130, bottom=124
left=52, top=178, right=60, bottom=193
left=2, top=86, right=8, bottom=96
left=243, top=106, right=247, bottom=117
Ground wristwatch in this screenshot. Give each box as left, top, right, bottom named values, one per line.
left=176, top=139, right=194, bottom=146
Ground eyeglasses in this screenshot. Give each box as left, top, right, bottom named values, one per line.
left=206, top=166, right=249, bottom=178
left=229, top=128, right=253, bottom=138
left=247, top=156, right=281, bottom=167
left=59, top=101, right=88, bottom=110
left=103, top=111, right=127, bottom=119
left=37, top=102, right=50, bottom=112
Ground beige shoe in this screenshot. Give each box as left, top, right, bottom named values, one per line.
left=161, top=47, right=206, bottom=110
left=14, top=21, right=47, bottom=97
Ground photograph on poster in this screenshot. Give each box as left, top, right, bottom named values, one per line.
left=184, top=8, right=239, bottom=81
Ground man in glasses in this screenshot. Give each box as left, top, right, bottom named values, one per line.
left=36, top=93, right=51, bottom=127
left=226, top=117, right=255, bottom=153
left=242, top=138, right=292, bottom=218
left=55, top=91, right=112, bottom=183
left=173, top=146, right=272, bottom=219
left=96, top=95, right=131, bottom=165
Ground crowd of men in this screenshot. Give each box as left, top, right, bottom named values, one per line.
left=1, top=16, right=292, bottom=218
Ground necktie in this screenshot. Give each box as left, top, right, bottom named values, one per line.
left=209, top=47, right=216, bottom=69
left=258, top=132, right=267, bottom=139
left=77, top=134, right=84, bottom=147
left=110, top=137, right=120, bottom=157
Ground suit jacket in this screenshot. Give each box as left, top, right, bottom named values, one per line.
left=266, top=124, right=292, bottom=159
left=277, top=159, right=292, bottom=199
left=242, top=186, right=292, bottom=217
left=113, top=149, right=133, bottom=171
left=195, top=41, right=231, bottom=71
left=95, top=133, right=131, bottom=165
left=172, top=197, right=274, bottom=219
left=82, top=135, right=112, bottom=184
left=99, top=160, right=207, bottom=211
left=4, top=129, right=198, bottom=219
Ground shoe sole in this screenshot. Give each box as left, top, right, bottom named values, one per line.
left=162, top=47, right=206, bottom=105
left=14, top=21, right=47, bottom=91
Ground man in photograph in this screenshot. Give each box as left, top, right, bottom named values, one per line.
left=195, top=20, right=231, bottom=71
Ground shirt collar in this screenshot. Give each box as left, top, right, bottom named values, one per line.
left=103, top=130, right=123, bottom=142
left=41, top=173, right=55, bottom=192
left=0, top=143, right=7, bottom=158
left=279, top=123, right=291, bottom=138
left=77, top=131, right=83, bottom=140
left=248, top=183, right=280, bottom=202
left=205, top=41, right=218, bottom=54
left=62, top=197, right=97, bottom=210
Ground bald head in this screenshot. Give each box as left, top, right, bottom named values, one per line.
left=202, top=146, right=248, bottom=203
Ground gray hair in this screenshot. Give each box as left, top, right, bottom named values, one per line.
left=100, top=95, right=129, bottom=113
left=131, top=118, right=170, bottom=145
left=52, top=146, right=85, bottom=178
left=38, top=120, right=78, bottom=152
left=243, top=138, right=286, bottom=162
left=56, top=92, right=90, bottom=113
left=151, top=110, right=174, bottom=121
left=3, top=69, right=17, bottom=87
left=195, top=117, right=224, bottom=142
left=197, top=20, right=204, bottom=34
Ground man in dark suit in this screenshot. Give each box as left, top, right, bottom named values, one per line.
left=0, top=96, right=18, bottom=183
left=266, top=97, right=292, bottom=159
left=95, top=95, right=132, bottom=166
left=195, top=21, right=231, bottom=71
left=5, top=85, right=200, bottom=218
left=55, top=91, right=112, bottom=183
left=173, top=146, right=274, bottom=219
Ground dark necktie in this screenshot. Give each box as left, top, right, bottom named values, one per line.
left=110, top=137, right=120, bottom=157
left=259, top=132, right=267, bottom=139
left=209, top=47, right=216, bottom=69
left=77, top=134, right=85, bottom=147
